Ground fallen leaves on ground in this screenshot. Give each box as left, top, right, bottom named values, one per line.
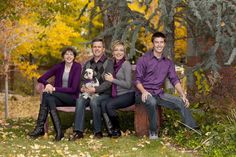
left=0, top=93, right=40, bottom=119
left=0, top=94, right=198, bottom=157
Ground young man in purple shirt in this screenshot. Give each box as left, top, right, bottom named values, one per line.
left=135, top=32, right=198, bottom=140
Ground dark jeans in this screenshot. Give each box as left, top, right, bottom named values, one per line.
left=135, top=93, right=198, bottom=132
left=74, top=94, right=110, bottom=133
left=42, top=92, right=75, bottom=110
left=101, top=92, right=135, bottom=117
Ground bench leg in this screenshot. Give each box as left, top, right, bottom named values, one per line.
left=135, top=104, right=162, bottom=136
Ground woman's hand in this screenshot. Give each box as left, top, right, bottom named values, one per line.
left=104, top=73, right=114, bottom=82
left=44, top=84, right=55, bottom=94
left=85, top=87, right=96, bottom=94
left=81, top=85, right=86, bottom=93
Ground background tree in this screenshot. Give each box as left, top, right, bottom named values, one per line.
left=0, top=0, right=96, bottom=118
left=1, top=0, right=235, bottom=117
left=0, top=18, right=39, bottom=118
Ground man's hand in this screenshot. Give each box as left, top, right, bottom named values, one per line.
left=181, top=95, right=189, bottom=108
left=81, top=86, right=86, bottom=93
left=44, top=84, right=55, bottom=94
left=141, top=91, right=152, bottom=103
left=85, top=87, right=96, bottom=94
left=175, top=83, right=190, bottom=107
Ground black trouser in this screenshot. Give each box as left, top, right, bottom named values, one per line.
left=43, top=92, right=75, bottom=140
left=29, top=92, right=75, bottom=138
left=43, top=92, right=76, bottom=110
left=103, top=92, right=135, bottom=117
left=101, top=92, right=135, bottom=131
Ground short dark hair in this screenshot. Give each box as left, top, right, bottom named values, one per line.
left=151, top=32, right=166, bottom=42
left=91, top=38, right=105, bottom=47
left=61, top=46, right=78, bottom=58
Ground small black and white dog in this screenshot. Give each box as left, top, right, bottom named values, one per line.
left=81, top=68, right=99, bottom=99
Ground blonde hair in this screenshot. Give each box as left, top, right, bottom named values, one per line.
left=111, top=40, right=127, bottom=54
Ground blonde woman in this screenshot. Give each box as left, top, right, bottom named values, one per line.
left=102, top=40, right=135, bottom=137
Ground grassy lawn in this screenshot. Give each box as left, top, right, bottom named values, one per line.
left=1, top=91, right=236, bottom=156
left=0, top=118, right=197, bottom=157
left=0, top=94, right=200, bottom=157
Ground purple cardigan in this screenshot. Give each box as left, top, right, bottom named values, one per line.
left=38, top=61, right=82, bottom=100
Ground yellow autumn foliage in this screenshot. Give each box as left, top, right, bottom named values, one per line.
left=38, top=14, right=81, bottom=58
left=18, top=62, right=40, bottom=79
left=174, top=7, right=187, bottom=59
left=128, top=0, right=158, bottom=52
left=45, top=0, right=57, bottom=3
left=0, top=16, right=40, bottom=80
left=194, top=69, right=211, bottom=95
left=128, top=1, right=146, bottom=14
left=12, top=13, right=41, bottom=57
left=128, top=0, right=187, bottom=59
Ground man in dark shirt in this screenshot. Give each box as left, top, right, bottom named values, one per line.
left=135, top=32, right=198, bottom=140
left=71, top=38, right=114, bottom=140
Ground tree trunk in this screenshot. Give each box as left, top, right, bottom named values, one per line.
left=165, top=26, right=175, bottom=59
left=3, top=49, right=9, bottom=119
left=98, top=0, right=129, bottom=51
left=29, top=53, right=36, bottom=96
left=164, top=0, right=175, bottom=60
left=4, top=70, right=8, bottom=119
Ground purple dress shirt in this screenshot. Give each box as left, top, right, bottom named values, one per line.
left=135, top=50, right=180, bottom=96
left=38, top=61, right=82, bottom=100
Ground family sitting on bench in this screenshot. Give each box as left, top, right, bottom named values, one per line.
left=28, top=32, right=198, bottom=141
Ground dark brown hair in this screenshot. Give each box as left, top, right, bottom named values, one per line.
left=91, top=38, right=105, bottom=47
left=151, top=32, right=166, bottom=43
left=61, top=46, right=78, bottom=58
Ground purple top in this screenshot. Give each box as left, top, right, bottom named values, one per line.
left=135, top=50, right=180, bottom=96
left=38, top=61, right=82, bottom=100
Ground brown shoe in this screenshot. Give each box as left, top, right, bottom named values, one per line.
left=70, top=132, right=84, bottom=141
left=94, top=132, right=103, bottom=139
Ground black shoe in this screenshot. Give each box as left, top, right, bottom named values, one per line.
left=94, top=132, right=103, bottom=139
left=111, top=129, right=121, bottom=138
left=193, top=126, right=200, bottom=130
left=49, top=109, right=64, bottom=141
left=29, top=104, right=48, bottom=139
left=103, top=113, right=113, bottom=136
left=55, top=133, right=64, bottom=141
left=28, top=128, right=45, bottom=139
left=70, top=132, right=84, bottom=141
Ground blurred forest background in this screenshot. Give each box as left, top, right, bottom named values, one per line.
left=1, top=0, right=235, bottom=115
left=0, top=0, right=235, bottom=156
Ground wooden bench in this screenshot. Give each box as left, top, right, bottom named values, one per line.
left=36, top=83, right=162, bottom=137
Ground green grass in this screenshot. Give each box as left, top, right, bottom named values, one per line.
left=0, top=118, right=196, bottom=157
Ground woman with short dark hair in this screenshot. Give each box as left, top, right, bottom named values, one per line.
left=28, top=46, right=82, bottom=141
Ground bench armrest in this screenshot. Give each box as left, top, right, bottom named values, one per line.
left=36, top=83, right=44, bottom=94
